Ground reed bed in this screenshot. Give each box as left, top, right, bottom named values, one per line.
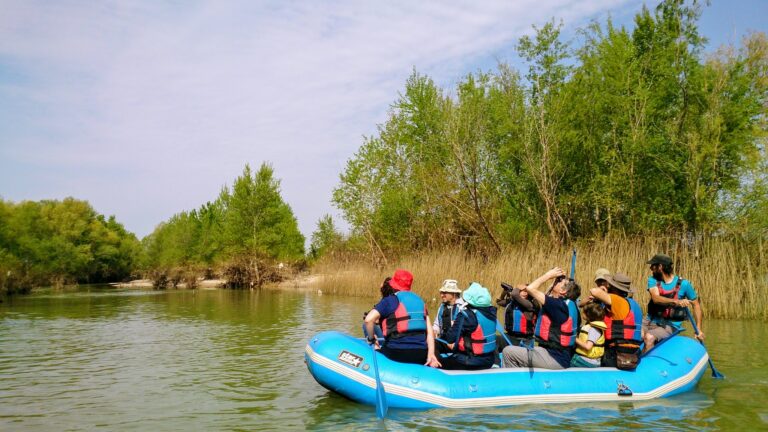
left=311, top=236, right=767, bottom=320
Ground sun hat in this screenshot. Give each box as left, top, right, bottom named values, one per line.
left=390, top=269, right=413, bottom=291
left=594, top=268, right=611, bottom=283
left=646, top=254, right=673, bottom=266
left=439, top=279, right=461, bottom=294
left=462, top=282, right=492, bottom=307
left=605, top=272, right=632, bottom=294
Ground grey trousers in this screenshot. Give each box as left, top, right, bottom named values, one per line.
left=501, top=345, right=566, bottom=370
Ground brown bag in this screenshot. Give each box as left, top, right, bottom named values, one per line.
left=615, top=351, right=640, bottom=370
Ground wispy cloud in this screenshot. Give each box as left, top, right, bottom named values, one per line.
left=0, top=0, right=637, bottom=238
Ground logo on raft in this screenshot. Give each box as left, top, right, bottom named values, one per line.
left=338, top=350, right=363, bottom=368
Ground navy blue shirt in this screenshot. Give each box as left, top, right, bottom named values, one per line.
left=540, top=296, right=574, bottom=368
left=374, top=294, right=427, bottom=349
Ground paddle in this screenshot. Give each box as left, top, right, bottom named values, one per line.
left=371, top=346, right=388, bottom=418
left=570, top=248, right=577, bottom=280
left=686, top=308, right=725, bottom=379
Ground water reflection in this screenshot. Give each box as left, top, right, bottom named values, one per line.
left=0, top=287, right=766, bottom=431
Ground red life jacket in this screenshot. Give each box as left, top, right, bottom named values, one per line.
left=457, top=308, right=497, bottom=356
left=381, top=291, right=427, bottom=339
left=647, top=276, right=688, bottom=321
left=504, top=302, right=537, bottom=337
left=534, top=299, right=579, bottom=350
left=604, top=297, right=643, bottom=344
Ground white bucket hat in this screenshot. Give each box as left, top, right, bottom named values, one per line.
left=439, top=279, right=461, bottom=294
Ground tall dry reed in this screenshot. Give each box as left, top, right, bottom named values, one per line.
left=311, top=236, right=767, bottom=320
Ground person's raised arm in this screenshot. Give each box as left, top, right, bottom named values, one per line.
left=522, top=267, right=564, bottom=306
left=589, top=287, right=612, bottom=305
left=510, top=286, right=534, bottom=311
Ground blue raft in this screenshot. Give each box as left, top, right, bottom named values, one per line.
left=305, top=331, right=709, bottom=409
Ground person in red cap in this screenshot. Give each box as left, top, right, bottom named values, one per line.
left=364, top=269, right=441, bottom=367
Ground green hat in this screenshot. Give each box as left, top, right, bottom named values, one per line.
left=647, top=254, right=673, bottom=266
left=463, top=282, right=491, bottom=307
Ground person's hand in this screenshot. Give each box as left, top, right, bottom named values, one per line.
left=695, top=330, right=705, bottom=342
left=677, top=299, right=691, bottom=308
left=545, top=267, right=565, bottom=280
left=425, top=354, right=442, bottom=368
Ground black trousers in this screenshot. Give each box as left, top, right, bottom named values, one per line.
left=379, top=346, right=427, bottom=365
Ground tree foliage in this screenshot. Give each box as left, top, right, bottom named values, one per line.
left=142, top=163, right=305, bottom=276
left=0, top=197, right=141, bottom=293
left=333, top=0, right=768, bottom=259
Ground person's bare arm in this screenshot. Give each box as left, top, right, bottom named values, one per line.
left=692, top=299, right=704, bottom=341
left=589, top=287, right=612, bottom=305
left=522, top=268, right=564, bottom=305
left=424, top=314, right=441, bottom=367
left=649, top=286, right=691, bottom=308
left=364, top=309, right=381, bottom=348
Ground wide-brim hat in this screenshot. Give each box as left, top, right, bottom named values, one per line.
left=390, top=269, right=413, bottom=291
left=463, top=282, right=491, bottom=307
left=646, top=254, right=673, bottom=266
left=594, top=268, right=611, bottom=283
left=605, top=272, right=632, bottom=294
left=439, top=279, right=462, bottom=294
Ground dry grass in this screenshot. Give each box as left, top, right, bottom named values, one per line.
left=311, top=236, right=767, bottom=320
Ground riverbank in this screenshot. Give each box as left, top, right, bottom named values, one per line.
left=111, top=273, right=324, bottom=291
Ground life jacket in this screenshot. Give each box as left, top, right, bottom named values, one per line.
left=647, top=276, right=688, bottom=322
left=535, top=299, right=579, bottom=350
left=575, top=321, right=606, bottom=359
left=604, top=297, right=643, bottom=344
left=504, top=301, right=537, bottom=338
left=381, top=291, right=427, bottom=339
left=456, top=307, right=497, bottom=356
left=437, top=302, right=459, bottom=336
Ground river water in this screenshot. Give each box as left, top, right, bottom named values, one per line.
left=0, top=286, right=765, bottom=431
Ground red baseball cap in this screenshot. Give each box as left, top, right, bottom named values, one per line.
left=390, top=269, right=413, bottom=291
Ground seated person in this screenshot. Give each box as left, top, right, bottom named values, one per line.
left=363, top=269, right=440, bottom=367
left=433, top=279, right=466, bottom=353
left=439, top=282, right=497, bottom=370
left=362, top=277, right=390, bottom=340
left=502, top=267, right=581, bottom=370
left=571, top=302, right=606, bottom=368
left=498, top=282, right=539, bottom=349
left=589, top=272, right=644, bottom=369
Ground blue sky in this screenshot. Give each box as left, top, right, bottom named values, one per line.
left=1, top=1, right=766, bottom=241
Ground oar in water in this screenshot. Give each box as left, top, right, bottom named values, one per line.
left=371, top=346, right=388, bottom=418
left=686, top=308, right=725, bottom=379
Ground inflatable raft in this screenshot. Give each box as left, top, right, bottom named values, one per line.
left=305, top=331, right=709, bottom=409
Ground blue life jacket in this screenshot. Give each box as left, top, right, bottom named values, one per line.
left=457, top=307, right=497, bottom=356
left=382, top=291, right=427, bottom=339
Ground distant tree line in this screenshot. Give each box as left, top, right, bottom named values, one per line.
left=141, top=163, right=305, bottom=287
left=324, top=0, right=767, bottom=263
left=0, top=197, right=141, bottom=294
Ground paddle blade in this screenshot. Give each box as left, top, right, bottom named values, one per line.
left=371, top=349, right=388, bottom=418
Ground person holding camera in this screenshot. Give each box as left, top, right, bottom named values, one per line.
left=497, top=282, right=539, bottom=349
left=502, top=268, right=581, bottom=369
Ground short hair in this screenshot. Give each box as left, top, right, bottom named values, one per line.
left=583, top=302, right=605, bottom=322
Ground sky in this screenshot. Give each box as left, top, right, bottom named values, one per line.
left=1, top=0, right=766, bottom=242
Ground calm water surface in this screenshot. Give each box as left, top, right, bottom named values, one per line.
left=0, top=286, right=766, bottom=431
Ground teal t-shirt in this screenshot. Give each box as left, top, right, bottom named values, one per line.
left=646, top=276, right=697, bottom=329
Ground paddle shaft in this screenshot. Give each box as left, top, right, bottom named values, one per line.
left=371, top=346, right=388, bottom=418
left=685, top=308, right=725, bottom=379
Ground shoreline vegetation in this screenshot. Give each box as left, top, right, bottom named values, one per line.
left=2, top=2, right=767, bottom=321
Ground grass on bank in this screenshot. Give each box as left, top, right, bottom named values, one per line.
left=311, top=237, right=768, bottom=320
